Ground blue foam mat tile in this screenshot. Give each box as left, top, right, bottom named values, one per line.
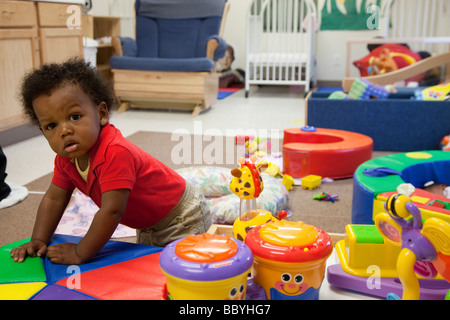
left=44, top=234, right=163, bottom=284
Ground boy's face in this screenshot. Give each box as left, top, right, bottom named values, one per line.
left=32, top=84, right=109, bottom=162
left=222, top=50, right=233, bottom=69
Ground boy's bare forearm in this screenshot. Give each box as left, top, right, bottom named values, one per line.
left=75, top=189, right=129, bottom=262
left=75, top=208, right=122, bottom=262
left=31, top=183, right=72, bottom=244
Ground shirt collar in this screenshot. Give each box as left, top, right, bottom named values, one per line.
left=89, top=122, right=117, bottom=172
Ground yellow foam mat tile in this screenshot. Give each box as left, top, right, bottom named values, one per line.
left=0, top=282, right=47, bottom=300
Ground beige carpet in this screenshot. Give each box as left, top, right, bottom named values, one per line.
left=0, top=131, right=395, bottom=247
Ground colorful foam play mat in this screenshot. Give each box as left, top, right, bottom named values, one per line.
left=0, top=235, right=166, bottom=300
left=217, top=87, right=242, bottom=99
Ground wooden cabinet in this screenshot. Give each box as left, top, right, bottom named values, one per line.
left=39, top=27, right=83, bottom=64
left=0, top=1, right=84, bottom=133
left=36, top=2, right=83, bottom=64
left=0, top=0, right=37, bottom=28
left=0, top=1, right=40, bottom=132
left=36, top=1, right=77, bottom=27
left=0, top=29, right=40, bottom=131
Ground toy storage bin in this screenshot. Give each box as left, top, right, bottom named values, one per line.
left=83, top=37, right=98, bottom=67
left=305, top=90, right=450, bottom=151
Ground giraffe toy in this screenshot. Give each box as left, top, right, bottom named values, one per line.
left=230, top=155, right=266, bottom=201
left=230, top=155, right=283, bottom=241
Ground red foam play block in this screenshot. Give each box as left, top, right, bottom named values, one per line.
left=283, top=127, right=373, bottom=179
left=56, top=252, right=166, bottom=300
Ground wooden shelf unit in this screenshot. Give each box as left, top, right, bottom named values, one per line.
left=82, top=15, right=121, bottom=81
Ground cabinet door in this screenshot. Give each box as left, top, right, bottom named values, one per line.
left=0, top=1, right=37, bottom=28
left=0, top=28, right=40, bottom=131
left=36, top=2, right=80, bottom=28
left=39, top=28, right=83, bottom=64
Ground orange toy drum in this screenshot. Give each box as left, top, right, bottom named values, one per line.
left=283, top=126, right=373, bottom=179
left=245, top=220, right=333, bottom=300
left=159, top=233, right=253, bottom=300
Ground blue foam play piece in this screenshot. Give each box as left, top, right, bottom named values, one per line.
left=218, top=91, right=234, bottom=99
left=44, top=234, right=163, bottom=284
left=307, top=92, right=450, bottom=151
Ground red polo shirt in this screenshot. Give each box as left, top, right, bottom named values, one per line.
left=52, top=123, right=186, bottom=229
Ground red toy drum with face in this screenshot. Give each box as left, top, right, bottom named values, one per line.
left=245, top=220, right=332, bottom=300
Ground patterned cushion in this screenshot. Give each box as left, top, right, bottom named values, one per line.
left=176, top=166, right=289, bottom=224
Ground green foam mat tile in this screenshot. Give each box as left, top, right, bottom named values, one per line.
left=0, top=238, right=47, bottom=284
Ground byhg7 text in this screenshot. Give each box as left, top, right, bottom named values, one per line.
left=179, top=304, right=271, bottom=317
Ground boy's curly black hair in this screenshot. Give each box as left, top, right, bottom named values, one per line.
left=21, top=57, right=116, bottom=127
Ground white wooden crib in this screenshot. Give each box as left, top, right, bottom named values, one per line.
left=245, top=0, right=318, bottom=97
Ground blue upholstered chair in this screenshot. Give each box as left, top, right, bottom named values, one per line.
left=110, top=0, right=229, bottom=115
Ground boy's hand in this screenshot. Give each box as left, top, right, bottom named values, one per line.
left=10, top=240, right=48, bottom=262
left=46, top=243, right=85, bottom=265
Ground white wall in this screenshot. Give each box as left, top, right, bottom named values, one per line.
left=92, top=0, right=450, bottom=82
left=221, top=0, right=381, bottom=80
left=88, top=0, right=379, bottom=80
left=316, top=30, right=382, bottom=79
left=221, top=0, right=249, bottom=74
left=218, top=0, right=450, bottom=81
left=197, top=0, right=386, bottom=81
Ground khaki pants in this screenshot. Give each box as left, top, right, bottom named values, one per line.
left=136, top=182, right=211, bottom=247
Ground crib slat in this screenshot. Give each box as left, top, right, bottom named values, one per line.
left=420, top=0, right=429, bottom=52
left=292, top=0, right=298, bottom=81
left=397, top=1, right=404, bottom=38
left=271, top=0, right=276, bottom=82
left=272, top=0, right=283, bottom=80
left=413, top=0, right=421, bottom=51
left=436, top=0, right=444, bottom=53
left=429, top=1, right=437, bottom=49
left=407, top=0, right=414, bottom=39
left=391, top=0, right=397, bottom=38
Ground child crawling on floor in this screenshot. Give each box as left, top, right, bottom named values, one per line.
left=424, top=181, right=450, bottom=199
left=10, top=57, right=211, bottom=265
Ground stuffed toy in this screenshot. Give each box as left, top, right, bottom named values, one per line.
left=353, top=43, right=424, bottom=83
